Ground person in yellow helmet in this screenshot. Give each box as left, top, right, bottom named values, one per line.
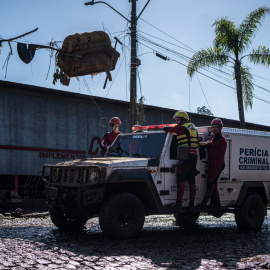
left=163, top=110, right=199, bottom=209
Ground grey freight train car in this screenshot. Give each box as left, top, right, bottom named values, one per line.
left=1, top=80, right=270, bottom=197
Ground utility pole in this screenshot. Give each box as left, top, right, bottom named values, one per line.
left=130, top=0, right=137, bottom=132
left=84, top=0, right=150, bottom=132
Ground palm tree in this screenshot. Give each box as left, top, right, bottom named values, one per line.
left=187, top=7, right=270, bottom=128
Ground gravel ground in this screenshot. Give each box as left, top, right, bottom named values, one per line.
left=0, top=211, right=270, bottom=269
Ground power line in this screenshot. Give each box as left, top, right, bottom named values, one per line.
left=138, top=34, right=190, bottom=61
left=138, top=38, right=270, bottom=104
left=139, top=18, right=195, bottom=52
left=140, top=17, right=270, bottom=85
left=82, top=77, right=108, bottom=122
left=105, top=46, right=128, bottom=97
left=253, top=73, right=270, bottom=82
left=138, top=40, right=235, bottom=88
left=138, top=18, right=270, bottom=102
left=138, top=30, right=195, bottom=53
left=196, top=74, right=212, bottom=112
left=254, top=83, right=270, bottom=94
left=141, top=42, right=270, bottom=104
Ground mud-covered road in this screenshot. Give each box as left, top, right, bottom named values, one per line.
left=1, top=212, right=270, bottom=269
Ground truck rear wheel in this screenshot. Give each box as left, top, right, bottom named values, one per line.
left=99, top=193, right=145, bottom=239
left=49, top=207, right=88, bottom=230
left=235, top=194, right=265, bottom=230
left=174, top=212, right=200, bottom=228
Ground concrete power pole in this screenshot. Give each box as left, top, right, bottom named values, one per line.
left=85, top=0, right=150, bottom=132
left=129, top=0, right=137, bottom=132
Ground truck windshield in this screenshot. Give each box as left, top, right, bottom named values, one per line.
left=105, top=132, right=167, bottom=159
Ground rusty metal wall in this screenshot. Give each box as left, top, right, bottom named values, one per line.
left=1, top=80, right=270, bottom=176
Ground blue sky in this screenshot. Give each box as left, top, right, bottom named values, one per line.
left=1, top=0, right=270, bottom=127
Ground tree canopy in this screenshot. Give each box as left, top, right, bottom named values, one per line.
left=187, top=7, right=270, bottom=128
left=196, top=106, right=213, bottom=116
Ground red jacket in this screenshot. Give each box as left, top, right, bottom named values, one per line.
left=100, top=132, right=121, bottom=150
left=207, top=133, right=227, bottom=164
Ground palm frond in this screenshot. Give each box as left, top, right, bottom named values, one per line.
left=238, top=6, right=270, bottom=52
left=187, top=47, right=230, bottom=77
left=238, top=66, right=254, bottom=109
left=212, top=17, right=238, bottom=53
left=248, top=46, right=270, bottom=66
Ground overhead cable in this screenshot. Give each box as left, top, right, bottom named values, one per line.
left=138, top=40, right=270, bottom=103
left=139, top=18, right=195, bottom=52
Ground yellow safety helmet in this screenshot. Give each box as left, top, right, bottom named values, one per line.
left=173, top=110, right=189, bottom=121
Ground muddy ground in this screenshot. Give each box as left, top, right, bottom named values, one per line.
left=1, top=211, right=270, bottom=269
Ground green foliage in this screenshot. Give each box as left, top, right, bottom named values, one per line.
left=238, top=7, right=270, bottom=52
left=213, top=17, right=238, bottom=52
left=187, top=47, right=230, bottom=77
left=240, top=66, right=254, bottom=109
left=187, top=6, right=270, bottom=128
left=53, top=68, right=67, bottom=85
left=248, top=46, right=270, bottom=66
left=196, top=106, right=213, bottom=116
left=136, top=96, right=146, bottom=125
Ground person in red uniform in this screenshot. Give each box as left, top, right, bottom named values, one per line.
left=100, top=117, right=121, bottom=156
left=163, top=110, right=199, bottom=209
left=199, top=118, right=227, bottom=209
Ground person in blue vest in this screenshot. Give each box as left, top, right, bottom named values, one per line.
left=163, top=110, right=199, bottom=209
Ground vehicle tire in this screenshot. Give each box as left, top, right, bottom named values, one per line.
left=235, top=194, right=265, bottom=230
left=49, top=207, right=88, bottom=230
left=99, top=193, right=145, bottom=239
left=174, top=212, right=200, bottom=228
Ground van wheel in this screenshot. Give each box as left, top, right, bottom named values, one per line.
left=99, top=193, right=145, bottom=239
left=235, top=194, right=265, bottom=230
left=49, top=207, right=88, bottom=230
left=174, top=212, right=200, bottom=228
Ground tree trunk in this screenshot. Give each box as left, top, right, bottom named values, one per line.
left=234, top=60, right=246, bottom=129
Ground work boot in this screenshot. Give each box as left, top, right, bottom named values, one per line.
left=210, top=193, right=221, bottom=206
left=203, top=187, right=213, bottom=204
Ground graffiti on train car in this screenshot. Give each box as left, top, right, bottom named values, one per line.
left=0, top=136, right=104, bottom=160
left=39, top=152, right=87, bottom=160
left=39, top=136, right=103, bottom=160
left=88, top=136, right=102, bottom=157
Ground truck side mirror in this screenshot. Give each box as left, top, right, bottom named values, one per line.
left=177, top=146, right=190, bottom=160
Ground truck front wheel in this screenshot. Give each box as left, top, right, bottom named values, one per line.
left=99, top=193, right=145, bottom=239
left=49, top=207, right=88, bottom=230
left=235, top=194, right=265, bottom=230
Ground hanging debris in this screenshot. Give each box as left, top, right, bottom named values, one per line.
left=53, top=68, right=70, bottom=86
left=57, top=31, right=120, bottom=78
left=17, top=43, right=36, bottom=64
left=0, top=28, right=39, bottom=77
